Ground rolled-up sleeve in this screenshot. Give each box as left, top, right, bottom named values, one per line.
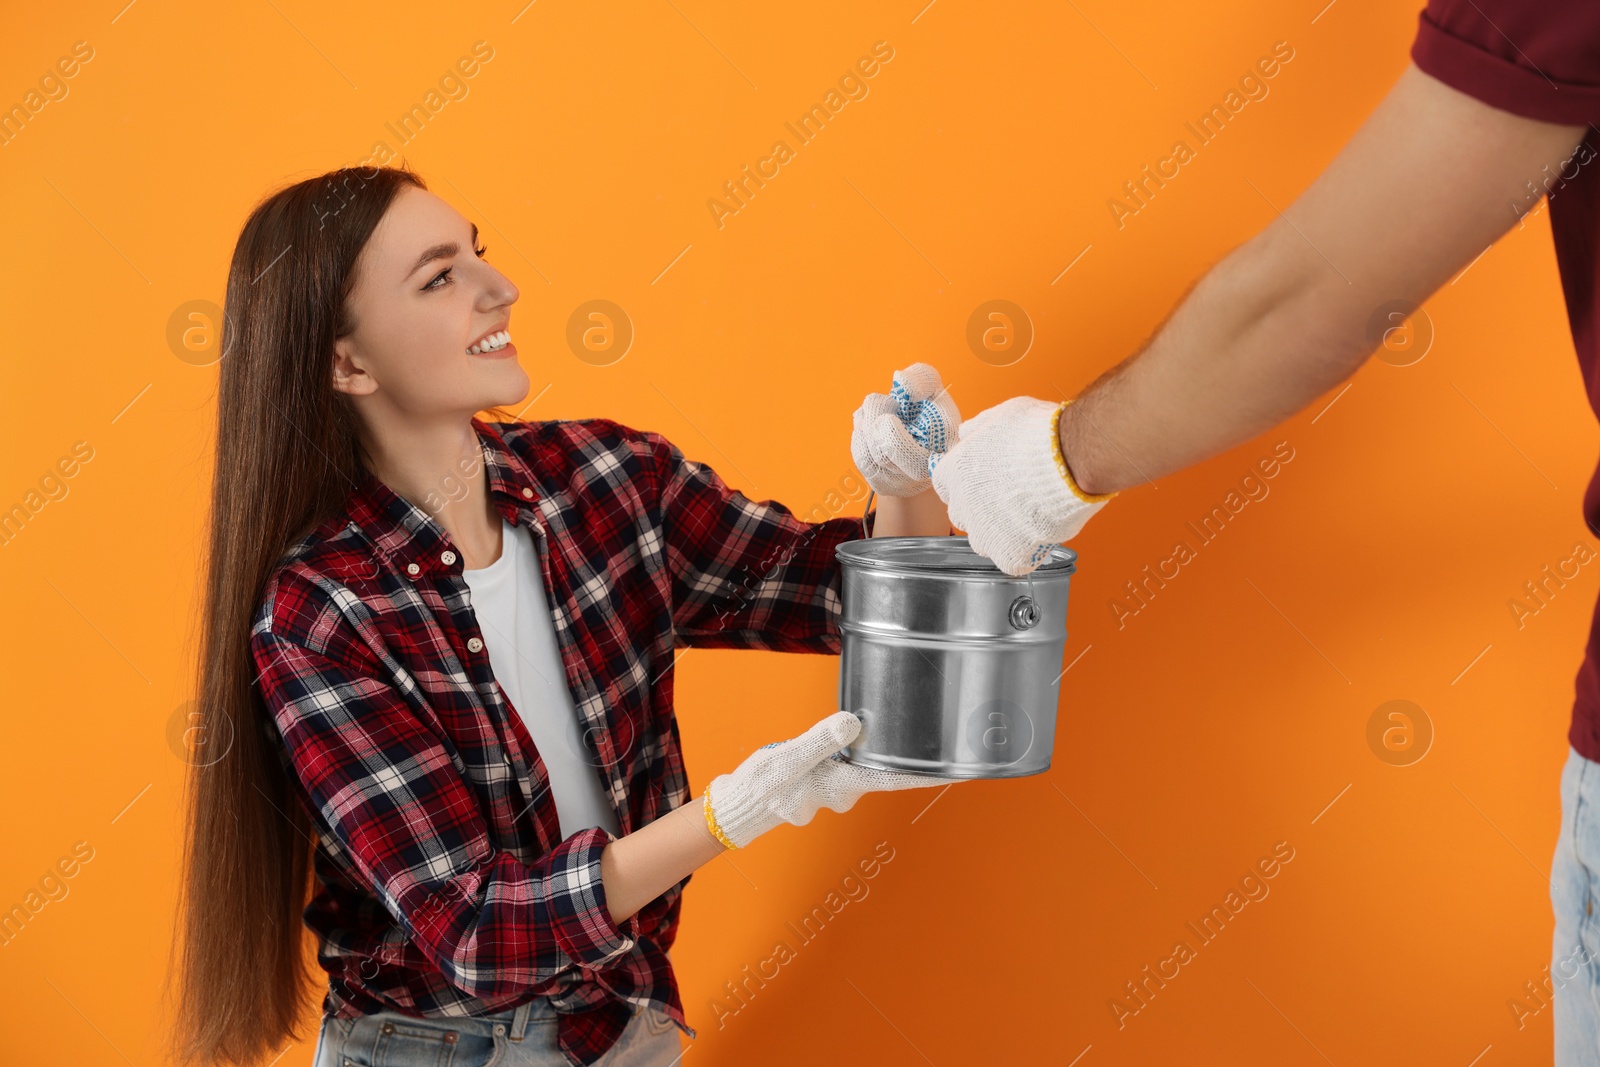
left=1410, top=1, right=1600, bottom=125
left=640, top=428, right=873, bottom=653
left=250, top=615, right=638, bottom=998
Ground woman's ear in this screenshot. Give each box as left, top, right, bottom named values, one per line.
left=330, top=337, right=376, bottom=397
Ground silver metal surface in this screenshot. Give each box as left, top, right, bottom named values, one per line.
left=835, top=536, right=1077, bottom=779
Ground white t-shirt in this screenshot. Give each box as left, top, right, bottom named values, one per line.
left=459, top=517, right=621, bottom=840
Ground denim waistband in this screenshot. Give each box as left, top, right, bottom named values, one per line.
left=483, top=998, right=553, bottom=1036
left=334, top=965, right=663, bottom=1051
left=345, top=994, right=565, bottom=1048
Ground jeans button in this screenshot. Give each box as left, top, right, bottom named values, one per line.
left=493, top=1023, right=506, bottom=1036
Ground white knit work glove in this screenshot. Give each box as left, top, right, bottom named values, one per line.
left=702, top=711, right=960, bottom=849
left=929, top=396, right=1116, bottom=577
left=850, top=363, right=962, bottom=497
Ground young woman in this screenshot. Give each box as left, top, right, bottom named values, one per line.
left=169, top=163, right=966, bottom=1067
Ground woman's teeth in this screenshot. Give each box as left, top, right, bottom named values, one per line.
left=468, top=330, right=511, bottom=355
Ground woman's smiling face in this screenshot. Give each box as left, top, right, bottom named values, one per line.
left=331, top=184, right=526, bottom=419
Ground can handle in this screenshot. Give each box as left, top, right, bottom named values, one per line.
left=862, top=488, right=876, bottom=539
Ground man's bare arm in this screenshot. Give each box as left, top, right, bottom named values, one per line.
left=1060, top=63, right=1589, bottom=496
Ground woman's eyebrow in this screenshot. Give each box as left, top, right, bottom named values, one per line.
left=405, top=221, right=480, bottom=280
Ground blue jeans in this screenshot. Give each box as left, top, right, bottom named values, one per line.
left=310, top=995, right=685, bottom=1067
left=1553, top=745, right=1600, bottom=1064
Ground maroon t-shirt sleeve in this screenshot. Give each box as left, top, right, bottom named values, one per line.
left=1410, top=0, right=1600, bottom=125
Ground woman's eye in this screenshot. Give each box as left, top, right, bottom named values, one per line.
left=424, top=246, right=488, bottom=291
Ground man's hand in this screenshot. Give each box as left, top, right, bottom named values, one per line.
left=930, top=396, right=1113, bottom=575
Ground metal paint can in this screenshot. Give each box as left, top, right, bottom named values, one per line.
left=835, top=536, right=1078, bottom=779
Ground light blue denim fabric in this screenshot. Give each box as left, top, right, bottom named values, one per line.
left=1552, top=744, right=1600, bottom=1065
left=309, top=994, right=685, bottom=1067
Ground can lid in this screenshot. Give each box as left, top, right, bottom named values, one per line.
left=836, top=536, right=1077, bottom=575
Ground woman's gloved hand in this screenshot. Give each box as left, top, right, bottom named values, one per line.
left=929, top=396, right=1117, bottom=577
left=850, top=363, right=962, bottom=497
left=703, top=711, right=960, bottom=850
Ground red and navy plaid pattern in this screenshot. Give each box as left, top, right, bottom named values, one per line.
left=250, top=415, right=873, bottom=1066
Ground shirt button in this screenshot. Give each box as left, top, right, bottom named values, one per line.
left=521, top=487, right=534, bottom=499
left=467, top=637, right=484, bottom=652
left=406, top=562, right=420, bottom=576
left=441, top=550, right=457, bottom=566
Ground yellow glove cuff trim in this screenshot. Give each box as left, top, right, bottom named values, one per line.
left=1051, top=400, right=1117, bottom=505
left=702, top=783, right=739, bottom=850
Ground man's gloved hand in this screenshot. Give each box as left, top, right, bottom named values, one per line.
left=702, top=711, right=960, bottom=850
left=850, top=363, right=961, bottom=497
left=929, top=396, right=1116, bottom=577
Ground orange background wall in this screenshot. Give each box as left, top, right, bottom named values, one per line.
left=0, top=2, right=1590, bottom=1065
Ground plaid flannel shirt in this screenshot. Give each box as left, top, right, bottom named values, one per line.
left=250, top=416, right=874, bottom=1066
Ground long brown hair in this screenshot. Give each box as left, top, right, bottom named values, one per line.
left=166, top=163, right=514, bottom=1065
